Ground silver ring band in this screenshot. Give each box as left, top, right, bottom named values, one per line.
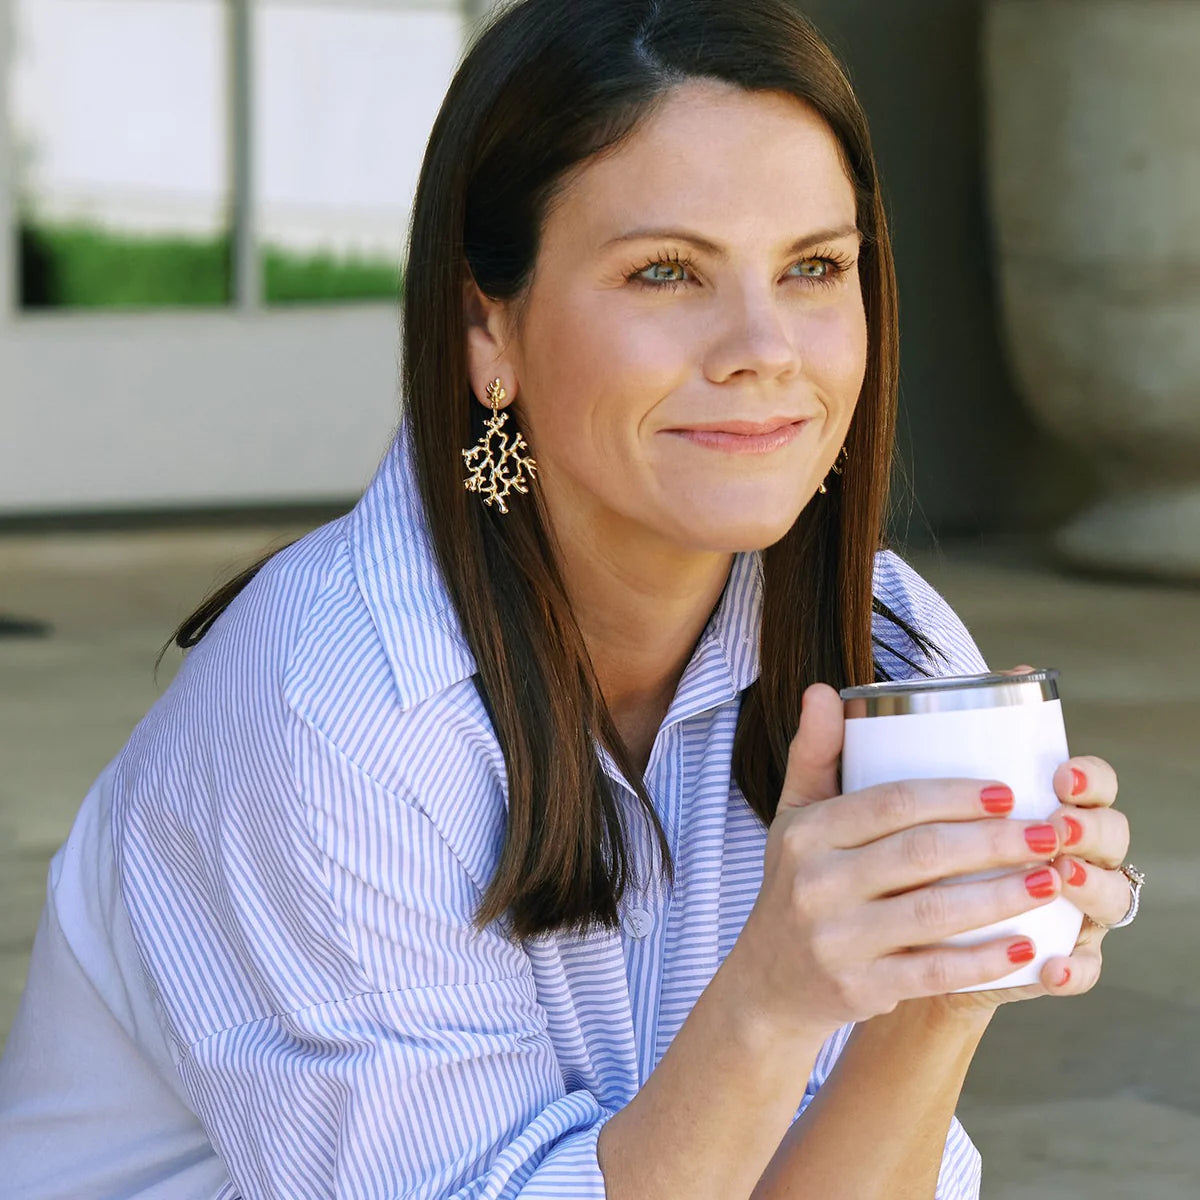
left=1097, top=862, right=1145, bottom=931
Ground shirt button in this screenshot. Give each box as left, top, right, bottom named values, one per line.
left=623, top=906, right=654, bottom=939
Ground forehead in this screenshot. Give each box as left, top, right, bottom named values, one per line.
left=545, top=80, right=857, bottom=247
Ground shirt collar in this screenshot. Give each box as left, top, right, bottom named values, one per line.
left=348, top=426, right=478, bottom=710
left=349, top=426, right=764, bottom=713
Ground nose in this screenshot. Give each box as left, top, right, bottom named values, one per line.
left=702, top=283, right=802, bottom=385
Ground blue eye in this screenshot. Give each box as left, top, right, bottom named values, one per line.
left=627, top=253, right=694, bottom=287
left=625, top=249, right=855, bottom=291
left=641, top=261, right=689, bottom=283
left=788, top=254, right=856, bottom=289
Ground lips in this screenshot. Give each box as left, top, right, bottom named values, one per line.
left=667, top=417, right=807, bottom=436
left=663, top=418, right=810, bottom=456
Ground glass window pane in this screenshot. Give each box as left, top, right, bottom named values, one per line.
left=256, top=1, right=463, bottom=304
left=12, top=0, right=231, bottom=309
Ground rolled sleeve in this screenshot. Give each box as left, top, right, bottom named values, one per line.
left=178, top=982, right=613, bottom=1198
left=116, top=694, right=614, bottom=1198
left=936, top=1116, right=982, bottom=1199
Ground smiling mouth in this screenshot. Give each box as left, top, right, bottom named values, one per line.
left=670, top=418, right=807, bottom=437
left=664, top=418, right=810, bottom=455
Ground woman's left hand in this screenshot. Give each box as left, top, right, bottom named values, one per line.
left=911, top=663, right=1133, bottom=1017
left=931, top=748, right=1132, bottom=1016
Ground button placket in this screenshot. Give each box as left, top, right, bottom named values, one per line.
left=646, top=723, right=692, bottom=1072
left=641, top=725, right=683, bottom=1079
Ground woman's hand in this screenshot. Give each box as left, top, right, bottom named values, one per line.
left=733, top=682, right=1074, bottom=1042
left=927, top=750, right=1131, bottom=1017
left=924, top=666, right=1132, bottom=1016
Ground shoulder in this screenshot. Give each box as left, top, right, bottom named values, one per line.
left=142, top=515, right=362, bottom=763
left=127, top=500, right=498, bottom=790
left=115, top=516, right=357, bottom=790
left=134, top=430, right=486, bottom=795
left=113, top=445, right=506, bottom=900
left=109, top=508, right=512, bottom=1038
left=109, top=515, right=371, bottom=873
left=871, top=549, right=989, bottom=679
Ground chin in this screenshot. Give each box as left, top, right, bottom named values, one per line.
left=676, top=510, right=804, bottom=555
left=662, top=477, right=815, bottom=553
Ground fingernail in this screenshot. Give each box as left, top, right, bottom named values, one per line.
left=1008, top=938, right=1036, bottom=964
left=1063, top=816, right=1084, bottom=847
left=1066, top=860, right=1087, bottom=888
left=1025, top=868, right=1058, bottom=899
left=1024, top=824, right=1059, bottom=855
left=981, top=784, right=1014, bottom=814
left=1070, top=768, right=1087, bottom=796
left=1056, top=965, right=1072, bottom=987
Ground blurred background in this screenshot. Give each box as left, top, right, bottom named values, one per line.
left=1, top=1, right=1197, bottom=1196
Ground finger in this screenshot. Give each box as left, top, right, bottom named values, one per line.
left=807, top=777, right=1023, bottom=850
left=997, top=664, right=1036, bottom=675
left=1052, top=755, right=1119, bottom=809
left=1053, top=856, right=1136, bottom=927
left=778, top=684, right=844, bottom=810
left=853, top=816, right=1063, bottom=898
left=879, top=933, right=1049, bottom=1000
left=1038, top=942, right=1103, bottom=996
left=859, top=864, right=1063, bottom=954
left=1048, top=803, right=1130, bottom=869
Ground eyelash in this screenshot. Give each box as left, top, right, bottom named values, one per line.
left=624, top=248, right=856, bottom=292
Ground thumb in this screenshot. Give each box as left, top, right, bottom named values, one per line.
left=777, top=683, right=845, bottom=811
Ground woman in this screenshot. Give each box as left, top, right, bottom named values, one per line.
left=0, top=1, right=1139, bottom=1197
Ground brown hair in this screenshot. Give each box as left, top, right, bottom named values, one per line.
left=171, top=0, right=943, bottom=939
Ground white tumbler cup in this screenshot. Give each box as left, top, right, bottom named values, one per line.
left=839, top=669, right=1084, bottom=992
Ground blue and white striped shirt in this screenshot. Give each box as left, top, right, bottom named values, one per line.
left=0, top=428, right=988, bottom=1198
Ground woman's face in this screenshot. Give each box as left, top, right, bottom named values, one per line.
left=468, top=79, right=868, bottom=558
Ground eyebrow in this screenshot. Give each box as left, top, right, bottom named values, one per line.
left=600, top=223, right=862, bottom=257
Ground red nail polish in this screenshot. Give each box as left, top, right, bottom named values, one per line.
left=1025, top=868, right=1057, bottom=899
left=1024, top=824, right=1058, bottom=855
left=1070, top=768, right=1087, bottom=796
left=981, top=784, right=1014, bottom=814
left=1008, top=939, right=1036, bottom=964
left=1063, top=816, right=1083, bottom=847
left=1066, top=860, right=1087, bottom=888
left=1056, top=965, right=1072, bottom=987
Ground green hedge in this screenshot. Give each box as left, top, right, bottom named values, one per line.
left=19, top=222, right=402, bottom=308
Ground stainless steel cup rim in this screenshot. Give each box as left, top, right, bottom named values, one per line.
left=841, top=668, right=1060, bottom=718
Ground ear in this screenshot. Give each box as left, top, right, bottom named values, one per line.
left=463, top=276, right=518, bottom=408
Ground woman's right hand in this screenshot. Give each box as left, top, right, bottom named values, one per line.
left=734, top=682, right=1064, bottom=1041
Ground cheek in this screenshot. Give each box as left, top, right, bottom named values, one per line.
left=803, top=300, right=868, bottom=401
left=519, top=290, right=691, bottom=441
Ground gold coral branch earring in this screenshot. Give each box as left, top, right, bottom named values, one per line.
left=817, top=445, right=849, bottom=495
left=461, top=378, right=538, bottom=514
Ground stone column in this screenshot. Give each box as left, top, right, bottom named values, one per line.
left=985, top=0, right=1200, bottom=580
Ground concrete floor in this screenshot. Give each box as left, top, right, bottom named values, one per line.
left=1, top=524, right=1197, bottom=1196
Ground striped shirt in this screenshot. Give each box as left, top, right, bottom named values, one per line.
left=0, top=427, right=988, bottom=1198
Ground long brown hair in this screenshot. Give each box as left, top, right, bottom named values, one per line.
left=171, top=0, right=944, bottom=938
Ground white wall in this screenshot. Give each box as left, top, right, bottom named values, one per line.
left=0, top=305, right=404, bottom=510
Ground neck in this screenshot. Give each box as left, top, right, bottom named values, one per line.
left=551, top=509, right=734, bottom=776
